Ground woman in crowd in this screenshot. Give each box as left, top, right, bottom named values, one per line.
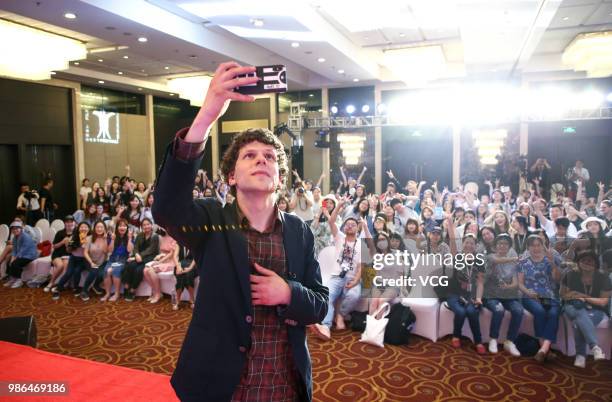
left=518, top=235, right=562, bottom=362
left=100, top=219, right=133, bottom=302
left=80, top=178, right=91, bottom=210
left=289, top=182, right=314, bottom=224
left=216, top=181, right=229, bottom=206
left=511, top=215, right=530, bottom=255
left=142, top=228, right=178, bottom=304
left=311, top=186, right=322, bottom=217
left=44, top=215, right=76, bottom=292
left=121, top=218, right=159, bottom=302
left=420, top=206, right=437, bottom=235
left=83, top=203, right=99, bottom=227
left=486, top=210, right=511, bottom=235
left=173, top=245, right=197, bottom=310
left=561, top=251, right=611, bottom=368
left=3, top=221, right=38, bottom=289
left=447, top=217, right=486, bottom=354
left=93, top=187, right=110, bottom=213
left=85, top=181, right=101, bottom=207
left=80, top=220, right=110, bottom=301
left=369, top=232, right=403, bottom=316
left=134, top=182, right=147, bottom=202
left=109, top=182, right=121, bottom=210
left=51, top=222, right=91, bottom=299
left=277, top=196, right=291, bottom=213
left=142, top=193, right=154, bottom=223
left=483, top=234, right=523, bottom=356
left=518, top=202, right=537, bottom=229
left=480, top=226, right=497, bottom=254
left=580, top=217, right=609, bottom=256
left=311, top=196, right=337, bottom=256
left=121, top=195, right=144, bottom=232
left=403, top=218, right=425, bottom=254
left=476, top=203, right=489, bottom=227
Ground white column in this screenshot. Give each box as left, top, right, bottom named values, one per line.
left=374, top=86, right=382, bottom=194
left=452, top=124, right=461, bottom=188
left=145, top=94, right=156, bottom=184
left=321, top=88, right=330, bottom=194
left=70, top=84, right=84, bottom=208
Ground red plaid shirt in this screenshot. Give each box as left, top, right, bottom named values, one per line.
left=231, top=208, right=300, bottom=402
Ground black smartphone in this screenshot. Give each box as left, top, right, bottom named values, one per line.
left=235, top=65, right=287, bottom=95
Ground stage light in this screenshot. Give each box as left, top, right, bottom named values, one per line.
left=64, top=13, right=77, bottom=19
left=330, top=105, right=338, bottom=114
left=346, top=105, right=355, bottom=114
left=361, top=104, right=370, bottom=113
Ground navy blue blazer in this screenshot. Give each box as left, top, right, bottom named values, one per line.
left=152, top=146, right=329, bottom=401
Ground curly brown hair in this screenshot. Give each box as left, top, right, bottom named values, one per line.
left=220, top=128, right=288, bottom=196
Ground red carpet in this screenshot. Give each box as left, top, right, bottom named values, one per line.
left=0, top=341, right=178, bottom=401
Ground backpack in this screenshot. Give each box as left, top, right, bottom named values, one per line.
left=514, top=333, right=540, bottom=356
left=350, top=311, right=368, bottom=332
left=383, top=304, right=416, bottom=345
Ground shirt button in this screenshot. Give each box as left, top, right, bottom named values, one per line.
left=245, top=315, right=253, bottom=324
left=239, top=346, right=247, bottom=353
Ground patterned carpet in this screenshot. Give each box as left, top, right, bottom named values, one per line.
left=1, top=286, right=611, bottom=402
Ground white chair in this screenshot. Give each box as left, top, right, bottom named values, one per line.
left=317, top=246, right=337, bottom=288
left=0, top=224, right=9, bottom=244
left=400, top=261, right=441, bottom=342
left=21, top=256, right=52, bottom=282
left=33, top=227, right=43, bottom=244
left=564, top=315, right=610, bottom=359
left=50, top=219, right=64, bottom=232
left=35, top=219, right=50, bottom=232
left=44, top=227, right=56, bottom=243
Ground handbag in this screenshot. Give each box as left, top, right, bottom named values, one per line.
left=350, top=311, right=368, bottom=332
left=360, top=302, right=391, bottom=348
left=384, top=304, right=416, bottom=345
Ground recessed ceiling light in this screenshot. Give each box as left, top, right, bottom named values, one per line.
left=164, top=66, right=170, bottom=70
left=138, top=37, right=148, bottom=43
left=169, top=93, right=175, bottom=96
left=353, top=78, right=359, bottom=82
left=562, top=16, right=569, bottom=21
left=64, top=12, right=76, bottom=19
left=399, top=33, right=405, bottom=38
left=50, top=71, right=56, bottom=75
left=98, top=80, right=105, bottom=84
left=137, top=87, right=143, bottom=91
left=337, top=69, right=344, bottom=74
left=308, top=94, right=314, bottom=97
left=141, top=69, right=146, bottom=72
left=291, top=42, right=300, bottom=48
left=73, top=62, right=79, bottom=65
left=250, top=18, right=264, bottom=27
left=123, top=55, right=129, bottom=59
left=118, top=72, right=123, bottom=75
left=317, top=57, right=326, bottom=63
left=98, top=59, right=103, bottom=62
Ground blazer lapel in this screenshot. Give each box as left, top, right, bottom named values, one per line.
left=280, top=212, right=297, bottom=278
left=221, top=203, right=252, bottom=311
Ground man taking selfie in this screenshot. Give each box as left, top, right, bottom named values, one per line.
left=153, top=62, right=328, bottom=402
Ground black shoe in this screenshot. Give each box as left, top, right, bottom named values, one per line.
left=125, top=290, right=134, bottom=302
left=92, top=285, right=103, bottom=295
left=73, top=287, right=82, bottom=296
left=80, top=291, right=90, bottom=301
left=52, top=290, right=60, bottom=300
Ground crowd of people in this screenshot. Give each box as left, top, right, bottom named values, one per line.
left=2, top=157, right=611, bottom=369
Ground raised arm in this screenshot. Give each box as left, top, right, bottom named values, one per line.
left=356, top=166, right=367, bottom=185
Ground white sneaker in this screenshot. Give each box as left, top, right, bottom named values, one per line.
left=43, top=284, right=53, bottom=292
left=488, top=339, right=498, bottom=354
left=3, top=278, right=15, bottom=287
left=504, top=340, right=521, bottom=357
left=574, top=355, right=586, bottom=368
left=592, top=345, right=605, bottom=361
left=10, top=279, right=23, bottom=288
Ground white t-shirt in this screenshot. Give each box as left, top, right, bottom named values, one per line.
left=292, top=191, right=314, bottom=222
left=80, top=186, right=92, bottom=201
left=542, top=219, right=578, bottom=238
left=332, top=231, right=363, bottom=279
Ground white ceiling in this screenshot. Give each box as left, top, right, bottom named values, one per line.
left=0, top=0, right=611, bottom=95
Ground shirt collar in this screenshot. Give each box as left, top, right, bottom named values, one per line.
left=235, top=200, right=282, bottom=234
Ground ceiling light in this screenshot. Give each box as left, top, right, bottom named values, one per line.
left=338, top=69, right=345, bottom=74
left=137, top=37, right=148, bottom=43
left=137, top=87, right=143, bottom=91
left=118, top=71, right=123, bottom=75
left=64, top=12, right=77, bottom=19
left=123, top=55, right=129, bottom=59
left=98, top=80, right=105, bottom=84
left=308, top=94, right=314, bottom=97
left=562, top=16, right=569, bottom=21
left=50, top=71, right=56, bottom=75
left=317, top=57, right=325, bottom=63
left=0, top=19, right=87, bottom=80
left=330, top=105, right=338, bottom=114
left=73, top=62, right=79, bottom=65
left=361, top=104, right=370, bottom=113
left=250, top=18, right=264, bottom=27
left=169, top=93, right=175, bottom=96
left=563, top=31, right=612, bottom=77
left=291, top=42, right=300, bottom=48
left=168, top=75, right=212, bottom=106
left=164, top=66, right=170, bottom=70
left=98, top=59, right=103, bottom=62
left=346, top=104, right=355, bottom=114
left=353, top=78, right=359, bottom=82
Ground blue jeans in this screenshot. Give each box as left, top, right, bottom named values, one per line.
left=484, top=298, right=523, bottom=342
left=521, top=297, right=561, bottom=342
left=104, top=255, right=127, bottom=278
left=83, top=261, right=106, bottom=291
left=447, top=294, right=482, bottom=344
left=55, top=256, right=89, bottom=291
left=564, top=305, right=606, bottom=356
left=322, top=276, right=361, bottom=328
